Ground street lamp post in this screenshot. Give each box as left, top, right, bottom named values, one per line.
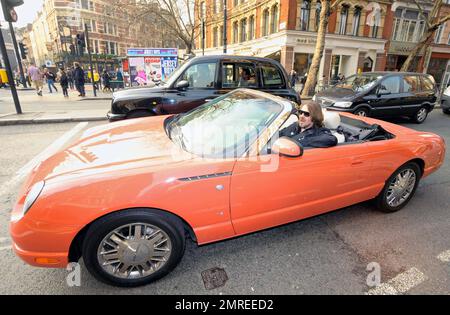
left=8, top=21, right=27, bottom=88
left=223, top=0, right=227, bottom=54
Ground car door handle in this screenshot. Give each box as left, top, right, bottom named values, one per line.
left=351, top=159, right=364, bottom=166
left=205, top=99, right=214, bottom=102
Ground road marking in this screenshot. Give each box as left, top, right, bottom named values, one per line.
left=366, top=268, right=427, bottom=295
left=0, top=122, right=88, bottom=198
left=437, top=250, right=450, bottom=263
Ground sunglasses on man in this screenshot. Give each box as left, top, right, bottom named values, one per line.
left=298, top=110, right=311, bottom=118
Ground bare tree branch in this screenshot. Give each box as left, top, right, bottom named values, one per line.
left=432, top=14, right=450, bottom=29
left=414, top=0, right=432, bottom=29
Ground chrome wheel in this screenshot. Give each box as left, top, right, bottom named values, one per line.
left=97, top=223, right=172, bottom=280
left=386, top=169, right=417, bottom=208
left=416, top=108, right=427, bottom=122
left=355, top=109, right=368, bottom=117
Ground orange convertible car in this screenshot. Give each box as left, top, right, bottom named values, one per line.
left=10, top=89, right=445, bottom=287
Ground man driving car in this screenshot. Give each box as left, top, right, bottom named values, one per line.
left=279, top=102, right=338, bottom=148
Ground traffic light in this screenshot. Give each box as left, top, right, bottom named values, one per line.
left=18, top=42, right=27, bottom=59
left=1, top=0, right=24, bottom=23
left=76, top=33, right=86, bottom=56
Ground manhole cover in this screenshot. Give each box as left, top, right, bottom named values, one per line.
left=201, top=267, right=228, bottom=290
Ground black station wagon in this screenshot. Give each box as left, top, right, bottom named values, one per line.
left=314, top=72, right=437, bottom=124
left=107, top=55, right=301, bottom=121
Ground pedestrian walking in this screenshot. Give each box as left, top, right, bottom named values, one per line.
left=73, top=62, right=86, bottom=97
left=67, top=67, right=74, bottom=90
left=116, top=68, right=124, bottom=89
left=59, top=68, right=69, bottom=97
left=102, top=69, right=112, bottom=92
left=44, top=68, right=58, bottom=93
left=289, top=69, right=298, bottom=88
left=14, top=69, right=21, bottom=87
left=27, top=63, right=44, bottom=96
left=299, top=74, right=307, bottom=94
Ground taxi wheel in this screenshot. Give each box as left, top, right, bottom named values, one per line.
left=354, top=108, right=369, bottom=117
left=375, top=162, right=421, bottom=213
left=82, top=209, right=185, bottom=287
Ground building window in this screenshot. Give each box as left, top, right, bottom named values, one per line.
left=104, top=23, right=118, bottom=36
left=352, top=7, right=361, bottom=36
left=249, top=15, right=255, bottom=40
left=76, top=0, right=92, bottom=10
left=82, top=19, right=96, bottom=32
left=392, top=8, right=426, bottom=43
left=435, top=23, right=445, bottom=44
left=300, top=1, right=310, bottom=31
left=271, top=5, right=278, bottom=34
left=339, top=5, right=349, bottom=35
left=213, top=0, right=222, bottom=14
left=315, top=1, right=321, bottom=31
left=371, top=25, right=379, bottom=38
left=262, top=9, right=270, bottom=36
left=233, top=21, right=239, bottom=43
left=213, top=27, right=218, bottom=47
left=240, top=19, right=247, bottom=42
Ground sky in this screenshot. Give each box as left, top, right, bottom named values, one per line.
left=0, top=0, right=43, bottom=28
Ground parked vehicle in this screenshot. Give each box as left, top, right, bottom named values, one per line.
left=107, top=55, right=301, bottom=121
left=314, top=72, right=437, bottom=123
left=440, top=85, right=450, bottom=115
left=11, top=89, right=445, bottom=287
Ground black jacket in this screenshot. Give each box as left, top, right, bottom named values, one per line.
left=74, top=67, right=85, bottom=84
left=279, top=123, right=338, bottom=148
left=60, top=74, right=69, bottom=88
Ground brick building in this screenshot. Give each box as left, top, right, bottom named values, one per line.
left=23, top=0, right=183, bottom=69
left=196, top=0, right=450, bottom=86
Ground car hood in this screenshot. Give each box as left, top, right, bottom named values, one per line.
left=316, top=87, right=358, bottom=100
left=34, top=116, right=194, bottom=182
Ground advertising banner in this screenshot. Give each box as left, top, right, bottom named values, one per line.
left=128, top=48, right=178, bottom=86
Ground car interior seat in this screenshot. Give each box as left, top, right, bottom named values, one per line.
left=323, top=110, right=346, bottom=144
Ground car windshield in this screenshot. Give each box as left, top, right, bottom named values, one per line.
left=335, top=74, right=381, bottom=92
left=167, top=90, right=283, bottom=158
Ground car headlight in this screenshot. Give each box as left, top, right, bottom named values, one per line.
left=333, top=101, right=353, bottom=108
left=312, top=95, right=317, bottom=102
left=23, top=181, right=45, bottom=216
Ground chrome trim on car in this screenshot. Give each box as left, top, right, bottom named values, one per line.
left=107, top=112, right=126, bottom=120
left=178, top=172, right=232, bottom=182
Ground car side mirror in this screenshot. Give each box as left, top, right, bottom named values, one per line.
left=271, top=137, right=303, bottom=158
left=176, top=80, right=189, bottom=90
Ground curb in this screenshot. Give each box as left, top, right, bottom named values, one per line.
left=79, top=97, right=112, bottom=101
left=0, top=116, right=107, bottom=126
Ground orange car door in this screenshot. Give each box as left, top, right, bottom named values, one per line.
left=230, top=142, right=376, bottom=236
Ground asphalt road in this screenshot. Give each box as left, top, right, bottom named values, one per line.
left=0, top=111, right=449, bottom=295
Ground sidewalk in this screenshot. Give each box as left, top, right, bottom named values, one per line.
left=0, top=109, right=108, bottom=126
